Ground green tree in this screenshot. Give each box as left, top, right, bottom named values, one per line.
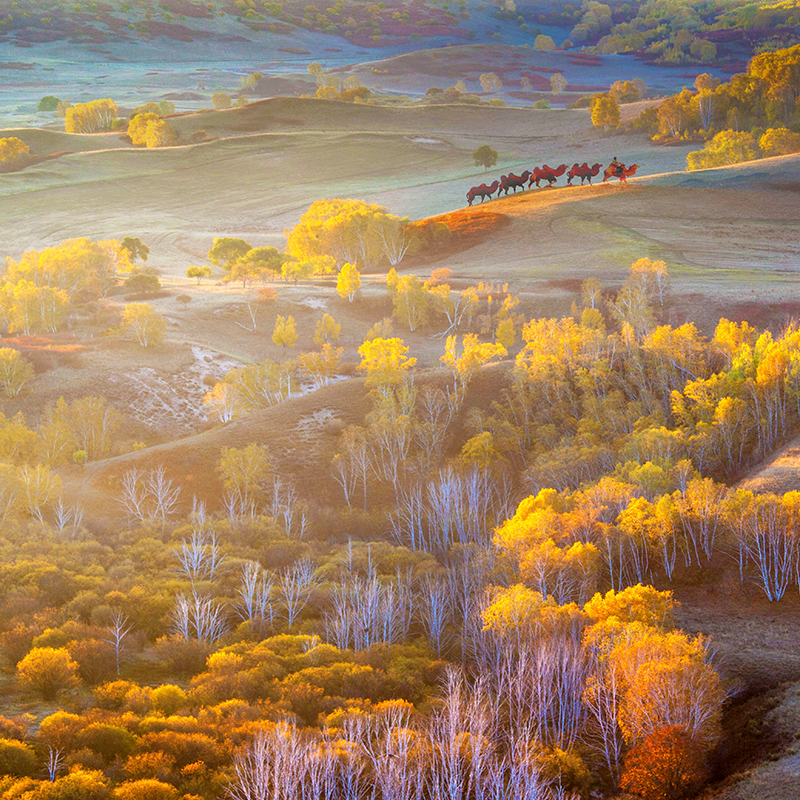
left=307, top=62, right=325, bottom=84
left=207, top=237, right=252, bottom=270
left=281, top=259, right=315, bottom=284
left=473, top=144, right=498, bottom=171
left=337, top=263, right=361, bottom=303
left=550, top=73, right=568, bottom=95
left=534, top=34, right=557, bottom=50
left=186, top=265, right=212, bottom=284
left=0, top=348, right=34, bottom=397
left=38, top=95, right=61, bottom=112
left=391, top=274, right=429, bottom=331
left=40, top=395, right=121, bottom=462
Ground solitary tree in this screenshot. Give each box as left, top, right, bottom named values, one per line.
left=186, top=265, right=212, bottom=284
left=0, top=137, right=30, bottom=166
left=591, top=94, right=621, bottom=130
left=534, top=34, right=557, bottom=50
left=550, top=73, right=568, bottom=95
left=473, top=144, right=498, bottom=171
left=479, top=73, right=502, bottom=93
left=120, top=236, right=149, bottom=262
left=272, top=315, right=298, bottom=353
left=212, top=92, right=232, bottom=109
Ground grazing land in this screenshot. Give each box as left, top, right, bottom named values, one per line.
left=1, top=7, right=800, bottom=800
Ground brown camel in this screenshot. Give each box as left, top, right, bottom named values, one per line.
left=499, top=170, right=532, bottom=195
left=467, top=180, right=500, bottom=206
left=567, top=162, right=603, bottom=186
left=602, top=163, right=639, bottom=184
left=529, top=164, right=568, bottom=188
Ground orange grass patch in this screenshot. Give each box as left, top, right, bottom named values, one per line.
left=404, top=209, right=510, bottom=267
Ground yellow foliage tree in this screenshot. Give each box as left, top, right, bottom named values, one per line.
left=65, top=98, right=117, bottom=133
left=272, top=315, right=298, bottom=353
left=0, top=348, right=34, bottom=397
left=313, top=313, right=341, bottom=346
left=336, top=263, right=361, bottom=303
left=119, top=303, right=166, bottom=348
left=590, top=94, right=620, bottom=129
left=128, top=113, right=178, bottom=148
left=17, top=647, right=80, bottom=699
left=759, top=127, right=800, bottom=156
left=358, top=337, right=416, bottom=397
left=440, top=333, right=506, bottom=400
left=0, top=136, right=30, bottom=165
left=287, top=199, right=410, bottom=270
left=686, top=130, right=759, bottom=170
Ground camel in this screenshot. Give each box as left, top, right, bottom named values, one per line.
left=567, top=162, right=603, bottom=186
left=602, top=162, right=639, bottom=184
left=528, top=164, right=568, bottom=188
left=499, top=170, right=532, bottom=195
left=467, top=180, right=500, bottom=205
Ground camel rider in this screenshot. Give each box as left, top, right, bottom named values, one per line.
left=611, top=156, right=623, bottom=177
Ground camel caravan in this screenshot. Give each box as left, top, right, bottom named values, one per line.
left=466, top=159, right=639, bottom=206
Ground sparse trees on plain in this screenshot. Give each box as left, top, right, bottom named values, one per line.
left=472, top=144, right=498, bottom=171
left=272, top=315, right=298, bottom=353
left=186, top=265, right=212, bottom=284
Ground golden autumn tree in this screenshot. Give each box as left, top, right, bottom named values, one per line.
left=0, top=348, right=34, bottom=397
left=336, top=263, right=361, bottom=303
left=287, top=199, right=411, bottom=270
left=0, top=136, right=30, bottom=166
left=272, top=315, right=298, bottom=354
left=17, top=647, right=80, bottom=699
left=65, top=98, right=117, bottom=133
left=620, top=724, right=708, bottom=800
left=357, top=337, right=416, bottom=398
left=119, top=303, right=166, bottom=348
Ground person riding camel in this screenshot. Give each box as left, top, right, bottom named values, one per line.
left=611, top=156, right=623, bottom=177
